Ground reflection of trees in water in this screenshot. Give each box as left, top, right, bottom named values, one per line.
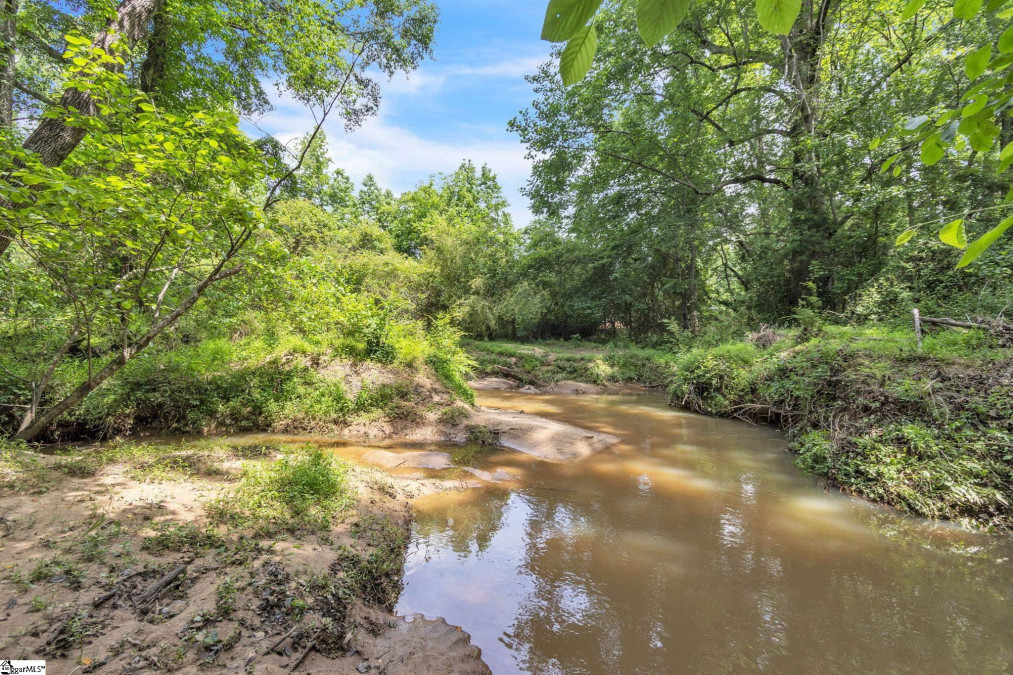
left=501, top=468, right=1013, bottom=673
left=412, top=489, right=513, bottom=556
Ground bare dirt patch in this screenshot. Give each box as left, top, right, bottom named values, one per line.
left=0, top=450, right=489, bottom=673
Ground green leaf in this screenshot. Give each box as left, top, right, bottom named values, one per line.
left=954, top=0, right=984, bottom=20
left=880, top=153, right=902, bottom=174
left=939, top=219, right=967, bottom=248
left=756, top=0, right=802, bottom=34
left=896, top=229, right=916, bottom=245
left=920, top=134, right=946, bottom=165
left=965, top=45, right=992, bottom=80
left=637, top=0, right=692, bottom=47
left=541, top=0, right=603, bottom=42
left=957, top=215, right=1013, bottom=267
left=560, top=24, right=598, bottom=86
left=962, top=94, right=988, bottom=117
left=999, top=24, right=1013, bottom=53
left=904, top=114, right=929, bottom=131
left=900, top=0, right=927, bottom=19
left=868, top=136, right=883, bottom=150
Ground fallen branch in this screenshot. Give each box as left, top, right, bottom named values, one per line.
left=93, top=568, right=147, bottom=607
left=135, top=564, right=187, bottom=605
left=290, top=629, right=321, bottom=672
left=911, top=309, right=1013, bottom=348
left=493, top=365, right=544, bottom=387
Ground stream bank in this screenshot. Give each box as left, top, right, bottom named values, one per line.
left=0, top=440, right=492, bottom=673
left=467, top=328, right=1013, bottom=531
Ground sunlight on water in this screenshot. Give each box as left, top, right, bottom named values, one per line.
left=397, top=392, right=1013, bottom=674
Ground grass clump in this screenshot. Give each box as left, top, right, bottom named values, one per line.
left=206, top=447, right=351, bottom=535
left=0, top=439, right=51, bottom=494
left=466, top=339, right=676, bottom=387
left=142, top=523, right=227, bottom=555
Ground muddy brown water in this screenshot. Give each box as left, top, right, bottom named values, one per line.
left=395, top=391, right=1013, bottom=674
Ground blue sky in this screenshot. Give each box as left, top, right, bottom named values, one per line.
left=257, top=0, right=553, bottom=227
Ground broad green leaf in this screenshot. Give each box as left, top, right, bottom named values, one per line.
left=966, top=45, right=992, bottom=80
left=542, top=0, right=603, bottom=42
left=637, top=0, right=692, bottom=47
left=953, top=0, right=983, bottom=20
left=756, top=0, right=802, bottom=34
left=880, top=152, right=902, bottom=174
left=941, top=121, right=959, bottom=143
left=999, top=24, right=1013, bottom=53
left=560, top=24, right=598, bottom=86
left=868, top=136, right=883, bottom=150
left=900, top=0, right=927, bottom=19
left=961, top=94, right=988, bottom=117
left=896, top=229, right=916, bottom=245
left=957, top=215, right=1013, bottom=267
left=904, top=114, right=929, bottom=131
left=920, top=135, right=946, bottom=165
left=939, top=219, right=967, bottom=248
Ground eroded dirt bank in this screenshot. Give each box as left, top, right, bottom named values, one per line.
left=0, top=445, right=491, bottom=674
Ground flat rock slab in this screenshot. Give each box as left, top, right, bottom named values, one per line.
left=470, top=377, right=517, bottom=390
left=467, top=408, right=619, bottom=461
left=545, top=380, right=603, bottom=395
left=362, top=449, right=454, bottom=470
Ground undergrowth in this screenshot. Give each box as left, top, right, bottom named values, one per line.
left=465, top=339, right=676, bottom=386
left=668, top=326, right=1013, bottom=531
left=205, top=447, right=352, bottom=535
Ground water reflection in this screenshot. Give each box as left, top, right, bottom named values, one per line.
left=398, top=392, right=1013, bottom=674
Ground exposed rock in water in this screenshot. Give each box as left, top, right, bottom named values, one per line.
left=463, top=408, right=619, bottom=461
left=470, top=377, right=518, bottom=391
left=545, top=380, right=603, bottom=395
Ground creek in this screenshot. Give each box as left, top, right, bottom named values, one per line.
left=395, top=391, right=1013, bottom=673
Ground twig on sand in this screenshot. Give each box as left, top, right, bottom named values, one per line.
left=136, top=564, right=187, bottom=605
left=244, top=625, right=301, bottom=670
left=290, top=629, right=322, bottom=672
left=93, top=569, right=147, bottom=607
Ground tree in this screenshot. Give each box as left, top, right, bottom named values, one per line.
left=0, top=0, right=438, bottom=440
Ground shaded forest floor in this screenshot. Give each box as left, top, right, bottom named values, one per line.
left=468, top=327, right=1013, bottom=532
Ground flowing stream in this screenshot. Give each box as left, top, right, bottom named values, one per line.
left=395, top=391, right=1013, bottom=673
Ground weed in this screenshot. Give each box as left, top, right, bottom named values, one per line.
left=28, top=557, right=85, bottom=589
left=206, top=447, right=351, bottom=535
left=142, top=523, right=226, bottom=554
left=215, top=577, right=240, bottom=617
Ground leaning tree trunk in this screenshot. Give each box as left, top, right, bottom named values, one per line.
left=0, top=0, right=164, bottom=260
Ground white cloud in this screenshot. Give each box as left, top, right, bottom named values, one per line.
left=249, top=47, right=547, bottom=228
left=251, top=102, right=534, bottom=227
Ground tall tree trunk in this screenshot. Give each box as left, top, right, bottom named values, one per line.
left=781, top=0, right=838, bottom=311
left=0, top=0, right=164, bottom=260
left=0, top=0, right=17, bottom=128
left=140, top=5, right=169, bottom=96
